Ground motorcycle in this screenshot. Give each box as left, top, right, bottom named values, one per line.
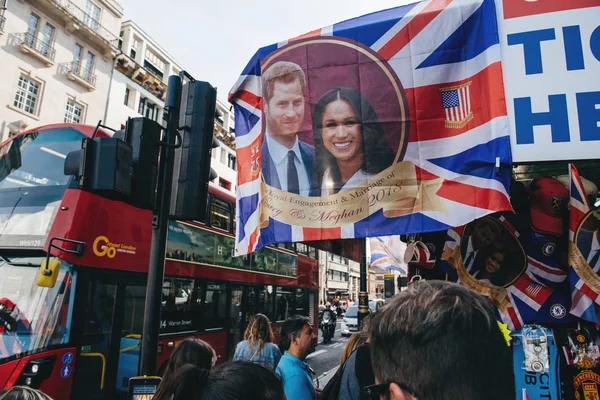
left=320, top=310, right=336, bottom=344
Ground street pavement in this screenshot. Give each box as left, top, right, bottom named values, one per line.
left=308, top=320, right=348, bottom=389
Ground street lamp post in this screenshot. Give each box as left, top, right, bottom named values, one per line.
left=358, top=238, right=369, bottom=327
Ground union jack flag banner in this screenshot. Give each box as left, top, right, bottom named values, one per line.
left=369, top=237, right=407, bottom=274
left=230, top=0, right=512, bottom=256
left=567, top=164, right=599, bottom=323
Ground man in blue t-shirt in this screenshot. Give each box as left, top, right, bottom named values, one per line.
left=276, top=315, right=318, bottom=400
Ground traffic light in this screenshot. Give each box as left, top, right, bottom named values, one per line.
left=114, top=118, right=162, bottom=210
left=170, top=80, right=218, bottom=221
left=64, top=136, right=133, bottom=197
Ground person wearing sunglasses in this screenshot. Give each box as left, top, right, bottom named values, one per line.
left=366, top=281, right=515, bottom=400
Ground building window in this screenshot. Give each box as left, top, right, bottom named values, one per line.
left=14, top=75, right=40, bottom=115
left=130, top=38, right=139, bottom=59
left=138, top=97, right=157, bottom=120
left=40, top=23, right=55, bottom=57
left=220, top=149, right=226, bottom=165
left=118, top=31, right=123, bottom=50
left=26, top=14, right=40, bottom=45
left=73, top=43, right=83, bottom=66
left=211, top=148, right=218, bottom=160
left=227, top=154, right=236, bottom=170
left=84, top=0, right=101, bottom=31
left=146, top=102, right=157, bottom=120
left=124, top=87, right=130, bottom=106
left=138, top=96, right=146, bottom=115
left=144, top=49, right=165, bottom=79
left=64, top=99, right=84, bottom=123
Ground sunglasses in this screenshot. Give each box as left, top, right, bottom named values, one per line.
left=364, top=382, right=419, bottom=400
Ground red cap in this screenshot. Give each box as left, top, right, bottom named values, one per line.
left=529, top=177, right=568, bottom=236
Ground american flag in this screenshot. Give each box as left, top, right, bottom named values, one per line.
left=369, top=237, right=408, bottom=274
left=567, top=164, right=598, bottom=323
left=441, top=83, right=473, bottom=128
left=230, top=0, right=512, bottom=256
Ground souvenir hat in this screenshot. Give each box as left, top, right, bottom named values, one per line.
left=529, top=177, right=568, bottom=236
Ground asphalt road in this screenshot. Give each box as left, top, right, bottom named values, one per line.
left=307, top=320, right=349, bottom=389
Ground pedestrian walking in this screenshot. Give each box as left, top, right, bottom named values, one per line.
left=276, top=315, right=318, bottom=400
left=233, top=313, right=282, bottom=371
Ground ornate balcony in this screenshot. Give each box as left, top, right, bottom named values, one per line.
left=61, top=62, right=97, bottom=91
left=27, top=0, right=119, bottom=56
left=11, top=33, right=56, bottom=66
left=115, top=53, right=167, bottom=101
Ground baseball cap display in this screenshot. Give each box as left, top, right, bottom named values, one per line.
left=529, top=178, right=568, bottom=237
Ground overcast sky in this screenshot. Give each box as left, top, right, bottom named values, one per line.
left=119, top=0, right=415, bottom=102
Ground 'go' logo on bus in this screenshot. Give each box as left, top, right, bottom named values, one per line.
left=93, top=236, right=117, bottom=258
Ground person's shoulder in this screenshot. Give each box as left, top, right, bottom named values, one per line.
left=266, top=342, right=281, bottom=353
left=299, top=140, right=315, bottom=154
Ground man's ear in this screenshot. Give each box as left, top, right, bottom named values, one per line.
left=389, top=383, right=414, bottom=400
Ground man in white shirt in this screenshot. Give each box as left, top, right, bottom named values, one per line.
left=461, top=218, right=501, bottom=273
left=261, top=61, right=316, bottom=197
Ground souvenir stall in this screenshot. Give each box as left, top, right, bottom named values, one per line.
left=402, top=164, right=600, bottom=399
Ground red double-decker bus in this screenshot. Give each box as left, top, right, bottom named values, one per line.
left=0, top=124, right=319, bottom=399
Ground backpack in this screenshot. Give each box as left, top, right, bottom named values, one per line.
left=319, top=358, right=348, bottom=400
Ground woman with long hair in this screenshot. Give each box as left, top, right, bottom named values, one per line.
left=339, top=331, right=368, bottom=367
left=154, top=338, right=217, bottom=400
left=233, top=313, right=281, bottom=371
left=312, top=87, right=396, bottom=195
left=155, top=361, right=285, bottom=400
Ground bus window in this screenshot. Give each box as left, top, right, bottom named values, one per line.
left=296, top=243, right=308, bottom=256
left=295, top=289, right=306, bottom=315
left=210, top=197, right=231, bottom=232
left=254, top=248, right=277, bottom=274
left=74, top=280, right=117, bottom=399
left=277, top=252, right=297, bottom=277
left=275, top=287, right=295, bottom=322
left=122, top=285, right=145, bottom=337
left=160, top=278, right=202, bottom=334
left=203, top=282, right=227, bottom=330
left=259, top=285, right=274, bottom=321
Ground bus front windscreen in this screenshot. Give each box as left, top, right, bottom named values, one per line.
left=0, top=258, right=77, bottom=361
left=0, top=128, right=85, bottom=189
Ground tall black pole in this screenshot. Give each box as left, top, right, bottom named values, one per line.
left=358, top=238, right=369, bottom=327
left=139, top=75, right=182, bottom=376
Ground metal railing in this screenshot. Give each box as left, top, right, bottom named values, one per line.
left=48, top=0, right=119, bottom=47
left=0, top=15, right=6, bottom=33
left=15, top=32, right=56, bottom=61
left=65, top=61, right=97, bottom=86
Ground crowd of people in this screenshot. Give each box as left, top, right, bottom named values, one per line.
left=0, top=281, right=517, bottom=400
